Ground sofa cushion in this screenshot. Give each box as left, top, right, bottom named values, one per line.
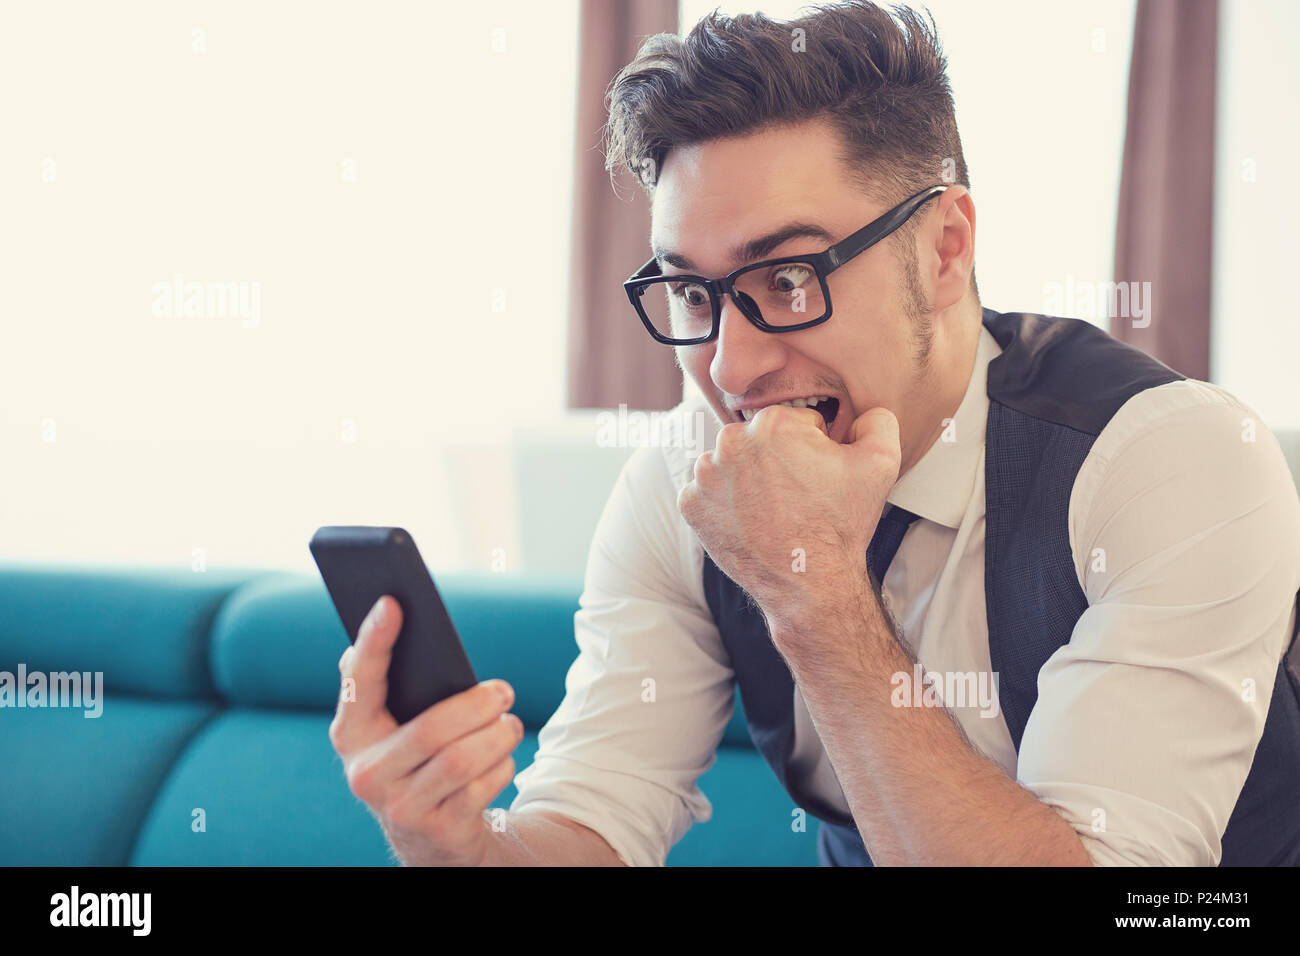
left=0, top=562, right=258, bottom=699
left=207, top=572, right=352, bottom=713
left=129, top=709, right=395, bottom=865
left=1, top=563, right=777, bottom=865
left=208, top=569, right=755, bottom=745
left=210, top=571, right=590, bottom=728
left=128, top=709, right=818, bottom=866
left=0, top=696, right=218, bottom=864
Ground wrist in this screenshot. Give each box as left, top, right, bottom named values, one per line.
left=763, top=561, right=872, bottom=637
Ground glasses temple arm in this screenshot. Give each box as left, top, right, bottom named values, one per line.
left=823, top=185, right=949, bottom=274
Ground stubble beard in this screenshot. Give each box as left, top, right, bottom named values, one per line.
left=901, top=243, right=935, bottom=377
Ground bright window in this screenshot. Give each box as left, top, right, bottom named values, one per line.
left=0, top=0, right=580, bottom=571
left=1212, top=0, right=1300, bottom=431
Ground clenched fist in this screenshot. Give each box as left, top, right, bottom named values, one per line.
left=677, top=403, right=901, bottom=636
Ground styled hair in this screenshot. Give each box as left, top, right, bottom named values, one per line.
left=604, top=1, right=976, bottom=294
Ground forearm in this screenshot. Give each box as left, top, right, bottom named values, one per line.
left=798, top=692, right=912, bottom=866
left=780, top=605, right=923, bottom=865
left=778, top=590, right=1093, bottom=867
left=477, top=810, right=627, bottom=866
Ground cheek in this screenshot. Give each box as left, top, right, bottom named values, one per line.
left=677, top=345, right=714, bottom=390
left=827, top=288, right=911, bottom=357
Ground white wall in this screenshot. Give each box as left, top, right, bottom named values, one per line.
left=0, top=0, right=581, bottom=573
left=3, top=1, right=1293, bottom=578
left=1212, top=0, right=1300, bottom=431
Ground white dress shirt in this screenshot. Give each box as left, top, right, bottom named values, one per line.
left=509, top=324, right=1300, bottom=867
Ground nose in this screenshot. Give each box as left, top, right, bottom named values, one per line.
left=709, top=292, right=786, bottom=401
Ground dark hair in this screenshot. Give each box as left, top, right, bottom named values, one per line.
left=604, top=1, right=976, bottom=295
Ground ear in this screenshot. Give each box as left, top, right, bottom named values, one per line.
left=930, top=186, right=976, bottom=314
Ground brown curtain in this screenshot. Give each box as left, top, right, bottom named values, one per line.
left=566, top=0, right=682, bottom=411
left=1112, top=0, right=1218, bottom=381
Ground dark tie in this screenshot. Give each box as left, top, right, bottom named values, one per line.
left=866, top=504, right=921, bottom=585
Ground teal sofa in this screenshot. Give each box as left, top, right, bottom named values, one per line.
left=0, top=563, right=820, bottom=866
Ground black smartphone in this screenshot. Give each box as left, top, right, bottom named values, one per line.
left=309, top=525, right=478, bottom=724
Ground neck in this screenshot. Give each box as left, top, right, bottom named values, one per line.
left=898, top=296, right=982, bottom=476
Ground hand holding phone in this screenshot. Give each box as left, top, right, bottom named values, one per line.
left=310, top=525, right=477, bottom=723
left=329, top=594, right=523, bottom=866
left=312, top=526, right=522, bottom=866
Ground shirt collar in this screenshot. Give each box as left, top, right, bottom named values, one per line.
left=885, top=325, right=1001, bottom=530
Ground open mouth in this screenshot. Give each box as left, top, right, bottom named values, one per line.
left=736, top=396, right=841, bottom=432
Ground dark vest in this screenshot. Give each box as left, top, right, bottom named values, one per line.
left=702, top=308, right=1300, bottom=866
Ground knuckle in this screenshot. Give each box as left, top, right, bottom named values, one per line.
left=346, top=760, right=376, bottom=801
left=471, top=758, right=514, bottom=806
left=436, top=745, right=470, bottom=783
left=417, top=713, right=445, bottom=752
left=753, top=407, right=779, bottom=434
left=456, top=756, right=514, bottom=816
left=692, top=450, right=710, bottom=477
left=718, top=421, right=746, bottom=450
left=778, top=409, right=807, bottom=433
left=382, top=795, right=407, bottom=827
left=677, top=485, right=699, bottom=525
left=465, top=774, right=495, bottom=809
left=385, top=794, right=417, bottom=831
left=458, top=778, right=484, bottom=808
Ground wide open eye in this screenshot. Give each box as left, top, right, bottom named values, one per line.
left=769, top=263, right=815, bottom=293
left=668, top=280, right=710, bottom=310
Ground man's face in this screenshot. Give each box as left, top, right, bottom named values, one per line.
left=651, top=117, right=935, bottom=448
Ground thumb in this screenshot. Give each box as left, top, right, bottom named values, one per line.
left=351, top=595, right=404, bottom=720
left=847, top=406, right=902, bottom=470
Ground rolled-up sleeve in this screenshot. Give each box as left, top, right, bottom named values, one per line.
left=509, top=412, right=733, bottom=866
left=1017, top=382, right=1300, bottom=866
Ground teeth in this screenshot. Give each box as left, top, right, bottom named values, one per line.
left=738, top=396, right=831, bottom=422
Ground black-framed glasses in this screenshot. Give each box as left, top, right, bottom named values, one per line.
left=624, top=184, right=949, bottom=346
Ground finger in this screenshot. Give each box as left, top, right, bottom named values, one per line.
left=803, top=405, right=830, bottom=437
left=848, top=406, right=900, bottom=451
left=433, top=753, right=519, bottom=826
left=348, top=595, right=402, bottom=720
left=750, top=403, right=828, bottom=437
left=331, top=596, right=403, bottom=754
left=346, top=679, right=514, bottom=800
left=391, top=711, right=523, bottom=821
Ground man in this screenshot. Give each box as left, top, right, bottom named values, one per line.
left=329, top=1, right=1300, bottom=865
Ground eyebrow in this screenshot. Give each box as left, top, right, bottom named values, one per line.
left=652, top=221, right=837, bottom=274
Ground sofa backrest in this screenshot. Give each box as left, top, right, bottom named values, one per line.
left=0, top=563, right=762, bottom=866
